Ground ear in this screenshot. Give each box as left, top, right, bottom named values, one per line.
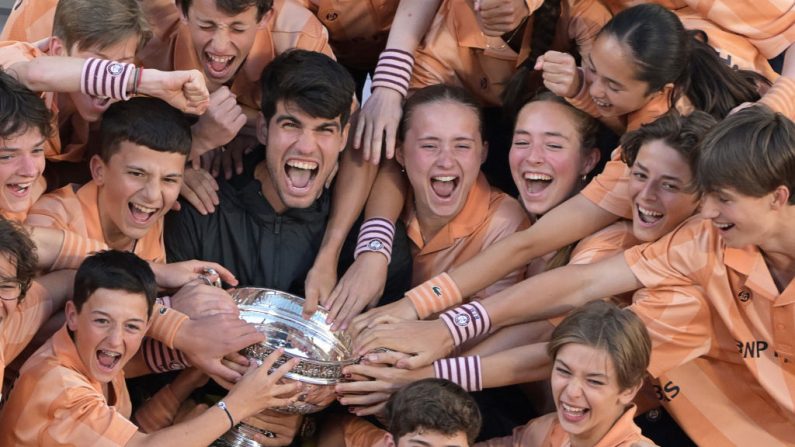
left=65, top=301, right=79, bottom=331
left=618, top=381, right=643, bottom=406
left=48, top=36, right=66, bottom=56
left=481, top=141, right=489, bottom=165
left=383, top=433, right=397, bottom=447
left=580, top=147, right=601, bottom=176
left=339, top=122, right=350, bottom=154
left=771, top=185, right=791, bottom=209
left=395, top=142, right=405, bottom=167
left=256, top=113, right=268, bottom=146
left=89, top=155, right=106, bottom=185
left=257, top=9, right=274, bottom=29
left=654, top=82, right=675, bottom=98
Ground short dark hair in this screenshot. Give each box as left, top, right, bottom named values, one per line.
left=696, top=105, right=795, bottom=204
left=260, top=50, right=355, bottom=127
left=621, top=110, right=717, bottom=193
left=99, top=98, right=192, bottom=162
left=72, top=250, right=157, bottom=317
left=398, top=84, right=484, bottom=142
left=53, top=0, right=151, bottom=53
left=180, top=0, right=273, bottom=21
left=548, top=301, right=651, bottom=391
left=0, top=218, right=38, bottom=302
left=0, top=70, right=53, bottom=141
left=385, top=378, right=482, bottom=445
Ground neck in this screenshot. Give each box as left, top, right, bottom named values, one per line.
left=96, top=191, right=135, bottom=251
left=415, top=207, right=451, bottom=245
left=254, top=161, right=287, bottom=214
left=569, top=407, right=626, bottom=447
left=758, top=210, right=795, bottom=290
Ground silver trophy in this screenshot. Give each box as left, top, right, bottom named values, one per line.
left=214, top=287, right=356, bottom=447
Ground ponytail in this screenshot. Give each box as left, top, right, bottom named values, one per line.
left=501, top=0, right=562, bottom=120
left=675, top=30, right=768, bottom=119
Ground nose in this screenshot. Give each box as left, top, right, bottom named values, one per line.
left=589, top=77, right=605, bottom=100
left=210, top=28, right=232, bottom=52
left=142, top=176, right=161, bottom=202
left=638, top=180, right=657, bottom=203
left=435, top=145, right=456, bottom=169
left=106, top=323, right=124, bottom=347
left=293, top=129, right=318, bottom=155
left=17, top=154, right=40, bottom=178
left=526, top=144, right=545, bottom=165
left=564, top=378, right=584, bottom=399
left=700, top=194, right=719, bottom=219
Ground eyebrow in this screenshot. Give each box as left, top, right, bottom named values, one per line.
left=514, top=130, right=569, bottom=140
left=417, top=136, right=476, bottom=142
left=0, top=139, right=47, bottom=151
left=126, top=164, right=184, bottom=179
left=90, top=310, right=146, bottom=324
left=587, top=55, right=625, bottom=88
left=275, top=114, right=341, bottom=131
left=556, top=359, right=608, bottom=379
left=635, top=161, right=684, bottom=183
left=95, top=51, right=134, bottom=64
left=196, top=16, right=250, bottom=27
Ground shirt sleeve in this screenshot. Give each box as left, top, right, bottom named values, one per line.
left=581, top=155, right=633, bottom=220
left=44, top=385, right=139, bottom=446
left=567, top=0, right=612, bottom=58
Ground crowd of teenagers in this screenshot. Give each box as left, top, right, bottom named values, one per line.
left=0, top=0, right=793, bottom=445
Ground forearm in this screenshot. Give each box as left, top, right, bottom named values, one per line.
left=37, top=269, right=76, bottom=311
left=781, top=43, right=795, bottom=80
left=449, top=193, right=618, bottom=298
left=481, top=343, right=551, bottom=389
left=317, top=147, right=378, bottom=264
left=384, top=0, right=442, bottom=51
left=365, top=158, right=407, bottom=221
left=129, top=405, right=233, bottom=447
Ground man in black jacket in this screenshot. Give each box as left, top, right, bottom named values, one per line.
left=165, top=49, right=411, bottom=305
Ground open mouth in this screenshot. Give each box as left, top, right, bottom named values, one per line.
left=713, top=221, right=735, bottom=233
left=205, top=52, right=236, bottom=78
left=430, top=175, right=459, bottom=199
left=523, top=172, right=552, bottom=195
left=96, top=349, right=122, bottom=372
left=560, top=402, right=589, bottom=422
left=285, top=159, right=319, bottom=191
left=591, top=96, right=612, bottom=110
left=91, top=96, right=112, bottom=109
left=636, top=204, right=663, bottom=225
left=6, top=182, right=32, bottom=198
left=128, top=202, right=159, bottom=225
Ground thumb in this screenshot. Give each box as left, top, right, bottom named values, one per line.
left=303, top=288, right=319, bottom=319
left=396, top=354, right=431, bottom=370
left=534, top=54, right=545, bottom=71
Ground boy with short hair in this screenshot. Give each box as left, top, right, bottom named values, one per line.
left=26, top=97, right=190, bottom=263
left=0, top=250, right=301, bottom=446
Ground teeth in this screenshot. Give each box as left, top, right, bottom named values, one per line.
left=524, top=173, right=552, bottom=181
left=100, top=350, right=121, bottom=358
left=592, top=98, right=610, bottom=107
left=286, top=160, right=318, bottom=170
left=9, top=183, right=31, bottom=192
left=207, top=54, right=233, bottom=63
left=638, top=206, right=662, bottom=217
left=561, top=403, right=586, bottom=414
left=714, top=222, right=733, bottom=229
left=132, top=203, right=157, bottom=214
left=432, top=176, right=456, bottom=182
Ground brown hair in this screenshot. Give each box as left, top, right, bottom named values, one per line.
left=548, top=301, right=651, bottom=390
left=0, top=218, right=37, bottom=302
left=399, top=84, right=484, bottom=142
left=696, top=105, right=795, bottom=204
left=621, top=110, right=717, bottom=194
left=53, top=0, right=151, bottom=53
left=180, top=0, right=273, bottom=21
left=386, top=378, right=482, bottom=444
left=0, top=70, right=52, bottom=140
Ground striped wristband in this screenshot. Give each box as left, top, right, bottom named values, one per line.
left=142, top=338, right=191, bottom=373
left=354, top=217, right=395, bottom=263
left=434, top=356, right=483, bottom=392
left=406, top=273, right=462, bottom=319
left=439, top=302, right=491, bottom=347
left=81, top=58, right=136, bottom=101
left=371, top=48, right=414, bottom=98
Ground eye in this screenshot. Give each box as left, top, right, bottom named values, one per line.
left=0, top=154, right=12, bottom=161
left=32, top=147, right=45, bottom=156
left=631, top=170, right=647, bottom=181
left=607, top=82, right=621, bottom=92
left=126, top=323, right=142, bottom=332
left=587, top=379, right=606, bottom=386
left=163, top=177, right=180, bottom=184
left=455, top=143, right=472, bottom=150
left=545, top=143, right=563, bottom=150
left=662, top=182, right=679, bottom=192
left=512, top=139, right=529, bottom=147
left=94, top=318, right=110, bottom=325
left=232, top=27, right=247, bottom=33
left=554, top=366, right=571, bottom=376
left=127, top=170, right=145, bottom=177
left=420, top=144, right=437, bottom=150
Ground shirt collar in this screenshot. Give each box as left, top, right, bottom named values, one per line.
left=406, top=173, right=492, bottom=253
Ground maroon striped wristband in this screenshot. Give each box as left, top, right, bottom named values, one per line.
left=439, top=302, right=492, bottom=347
left=80, top=57, right=135, bottom=101
left=142, top=338, right=191, bottom=373
left=434, top=356, right=483, bottom=392
left=371, top=48, right=414, bottom=97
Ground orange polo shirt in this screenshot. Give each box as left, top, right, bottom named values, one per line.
left=569, top=220, right=639, bottom=265
left=25, top=181, right=166, bottom=262
left=0, top=326, right=137, bottom=446
left=294, top=0, right=398, bottom=69
left=404, top=173, right=529, bottom=301
left=477, top=405, right=654, bottom=446
left=625, top=216, right=795, bottom=445
left=0, top=0, right=56, bottom=43
left=0, top=41, right=92, bottom=163
left=410, top=0, right=611, bottom=106
left=137, top=0, right=333, bottom=112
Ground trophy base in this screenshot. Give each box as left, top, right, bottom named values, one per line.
left=212, top=423, right=275, bottom=447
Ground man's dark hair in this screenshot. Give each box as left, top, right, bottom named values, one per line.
left=99, top=97, right=192, bottom=162
left=385, top=378, right=482, bottom=445
left=0, top=70, right=53, bottom=140
left=260, top=50, right=355, bottom=127
left=180, top=0, right=273, bottom=22
left=72, top=250, right=157, bottom=317
left=0, top=218, right=38, bottom=302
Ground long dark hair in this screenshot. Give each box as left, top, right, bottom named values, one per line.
left=501, top=0, right=562, bottom=119
left=599, top=3, right=767, bottom=119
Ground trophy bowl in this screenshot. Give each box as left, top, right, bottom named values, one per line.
left=213, top=287, right=356, bottom=447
